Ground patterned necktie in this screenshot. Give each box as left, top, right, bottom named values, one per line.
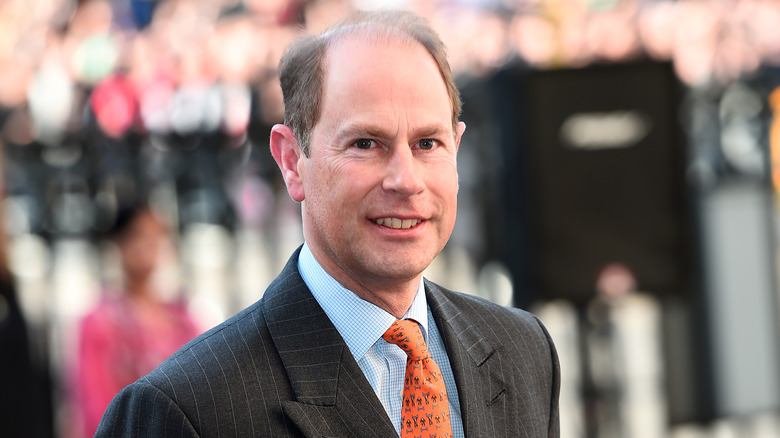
left=382, top=319, right=453, bottom=438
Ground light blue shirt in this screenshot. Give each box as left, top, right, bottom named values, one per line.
left=298, top=243, right=464, bottom=437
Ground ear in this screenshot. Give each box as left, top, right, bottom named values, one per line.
left=454, top=121, right=466, bottom=152
left=270, top=124, right=306, bottom=202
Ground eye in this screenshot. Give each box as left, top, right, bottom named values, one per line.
left=354, top=139, right=375, bottom=149
left=418, top=139, right=438, bottom=150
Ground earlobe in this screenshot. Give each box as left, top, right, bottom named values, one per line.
left=455, top=121, right=466, bottom=151
left=270, top=124, right=306, bottom=202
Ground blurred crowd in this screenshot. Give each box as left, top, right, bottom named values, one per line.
left=2, top=0, right=780, bottom=437
left=2, top=0, right=780, bottom=241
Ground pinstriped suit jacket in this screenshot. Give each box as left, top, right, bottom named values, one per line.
left=96, top=247, right=560, bottom=437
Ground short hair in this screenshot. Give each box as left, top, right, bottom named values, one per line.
left=277, top=9, right=462, bottom=156
left=108, top=202, right=154, bottom=241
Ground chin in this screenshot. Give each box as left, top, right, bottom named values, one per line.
left=368, top=256, right=433, bottom=281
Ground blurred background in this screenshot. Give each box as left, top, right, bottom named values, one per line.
left=1, top=0, right=779, bottom=437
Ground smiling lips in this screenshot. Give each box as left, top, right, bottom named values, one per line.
left=373, top=217, right=423, bottom=229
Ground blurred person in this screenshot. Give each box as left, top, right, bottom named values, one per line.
left=459, top=9, right=512, bottom=76
left=97, top=9, right=560, bottom=437
left=582, top=0, right=643, bottom=64
left=556, top=18, right=592, bottom=68
left=670, top=0, right=721, bottom=86
left=243, top=0, right=302, bottom=25
left=637, top=0, right=677, bottom=62
left=711, top=2, right=762, bottom=84
left=510, top=13, right=559, bottom=68
left=746, top=0, right=780, bottom=66
left=303, top=0, right=353, bottom=34
left=73, top=203, right=201, bottom=437
left=0, top=151, right=54, bottom=438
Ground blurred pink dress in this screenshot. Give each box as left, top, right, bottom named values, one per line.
left=75, top=292, right=201, bottom=437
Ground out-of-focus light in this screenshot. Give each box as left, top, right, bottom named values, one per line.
left=181, top=223, right=232, bottom=269
left=72, top=34, right=119, bottom=84
left=560, top=110, right=652, bottom=151
left=8, top=232, right=50, bottom=279
left=638, top=1, right=677, bottom=61
left=719, top=83, right=765, bottom=178
left=139, top=73, right=176, bottom=135
left=221, top=83, right=251, bottom=138
left=90, top=73, right=138, bottom=138
left=130, top=0, right=158, bottom=29
left=170, top=84, right=222, bottom=135
left=596, top=262, right=637, bottom=299
left=511, top=14, right=558, bottom=67
left=27, top=63, right=74, bottom=146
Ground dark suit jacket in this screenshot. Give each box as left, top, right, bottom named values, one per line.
left=97, top=248, right=560, bottom=437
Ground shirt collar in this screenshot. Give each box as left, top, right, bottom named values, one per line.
left=298, top=242, right=429, bottom=362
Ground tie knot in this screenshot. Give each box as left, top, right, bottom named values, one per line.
left=382, top=319, right=429, bottom=360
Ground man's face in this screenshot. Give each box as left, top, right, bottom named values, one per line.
left=298, top=35, right=464, bottom=296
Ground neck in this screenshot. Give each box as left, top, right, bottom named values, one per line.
left=329, top=268, right=421, bottom=319
left=309, top=245, right=422, bottom=318
left=125, top=277, right=154, bottom=301
left=308, top=247, right=421, bottom=319
left=350, top=281, right=420, bottom=319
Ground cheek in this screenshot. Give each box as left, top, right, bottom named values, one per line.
left=433, top=166, right=460, bottom=227
left=315, top=160, right=377, bottom=198
left=306, top=158, right=344, bottom=191
left=431, top=162, right=460, bottom=197
left=303, top=174, right=350, bottom=224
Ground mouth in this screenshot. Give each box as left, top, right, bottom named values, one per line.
left=371, top=217, right=423, bottom=229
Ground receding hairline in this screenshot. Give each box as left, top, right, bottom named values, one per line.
left=318, top=19, right=460, bottom=119
left=318, top=23, right=439, bottom=82
left=277, top=10, right=461, bottom=155
left=320, top=20, right=422, bottom=49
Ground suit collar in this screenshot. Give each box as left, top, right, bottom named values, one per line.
left=297, top=243, right=428, bottom=363
left=262, top=249, right=509, bottom=437
left=425, top=280, right=507, bottom=436
left=262, top=247, right=397, bottom=437
left=425, top=279, right=500, bottom=366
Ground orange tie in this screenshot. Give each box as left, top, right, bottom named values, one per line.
left=383, top=319, right=453, bottom=438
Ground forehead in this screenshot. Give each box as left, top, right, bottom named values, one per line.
left=319, top=32, right=450, bottom=115
left=324, top=30, right=434, bottom=74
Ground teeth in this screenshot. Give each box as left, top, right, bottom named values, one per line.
left=375, top=218, right=422, bottom=229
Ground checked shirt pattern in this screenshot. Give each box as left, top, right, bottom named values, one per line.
left=383, top=319, right=453, bottom=438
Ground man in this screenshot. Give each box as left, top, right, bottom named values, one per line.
left=97, top=9, right=560, bottom=437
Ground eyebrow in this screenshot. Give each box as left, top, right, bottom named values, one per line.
left=337, top=121, right=451, bottom=142
left=345, top=123, right=389, bottom=140
left=413, top=124, right=451, bottom=139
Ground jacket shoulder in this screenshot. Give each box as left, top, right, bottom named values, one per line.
left=107, top=296, right=297, bottom=436
left=427, top=281, right=550, bottom=341
left=426, top=280, right=561, bottom=437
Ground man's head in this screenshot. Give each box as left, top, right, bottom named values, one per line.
left=277, top=9, right=462, bottom=156
left=270, top=9, right=465, bottom=314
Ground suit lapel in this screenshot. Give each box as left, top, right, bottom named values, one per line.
left=263, top=249, right=397, bottom=438
left=425, top=280, right=508, bottom=437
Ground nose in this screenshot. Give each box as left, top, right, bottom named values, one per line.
left=382, top=146, right=425, bottom=195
